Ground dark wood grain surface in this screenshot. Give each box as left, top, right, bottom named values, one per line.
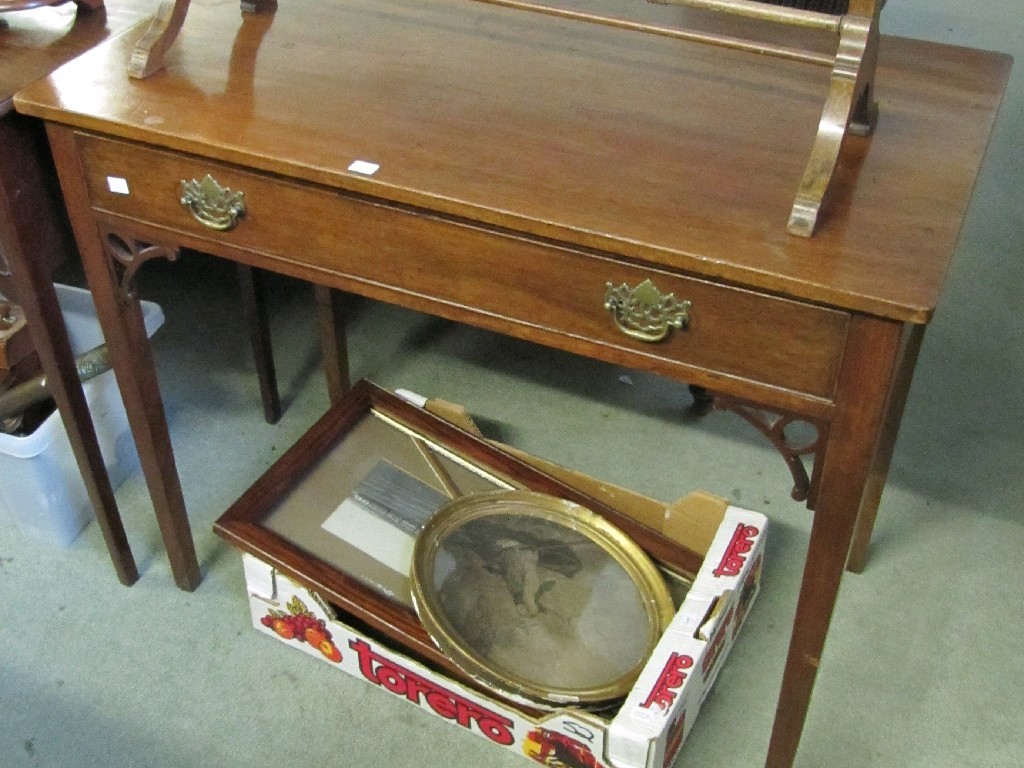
left=14, top=0, right=1011, bottom=321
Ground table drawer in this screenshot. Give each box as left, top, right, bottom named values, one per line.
left=79, top=134, right=848, bottom=399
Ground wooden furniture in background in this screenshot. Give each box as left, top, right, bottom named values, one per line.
left=14, top=0, right=1009, bottom=764
left=2, top=0, right=283, bottom=586
left=1, top=0, right=150, bottom=585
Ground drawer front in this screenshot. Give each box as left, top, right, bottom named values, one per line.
left=79, top=134, right=848, bottom=399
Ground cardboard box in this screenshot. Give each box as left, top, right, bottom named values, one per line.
left=218, top=381, right=766, bottom=768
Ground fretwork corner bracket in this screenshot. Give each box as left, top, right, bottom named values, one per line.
left=100, top=227, right=180, bottom=300
left=712, top=393, right=826, bottom=507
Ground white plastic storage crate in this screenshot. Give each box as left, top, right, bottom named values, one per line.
left=0, top=285, right=163, bottom=547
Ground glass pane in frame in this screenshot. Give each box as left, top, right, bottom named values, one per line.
left=263, top=408, right=513, bottom=606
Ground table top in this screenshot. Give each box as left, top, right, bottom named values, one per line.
left=13, top=0, right=1011, bottom=322
left=1, top=0, right=151, bottom=112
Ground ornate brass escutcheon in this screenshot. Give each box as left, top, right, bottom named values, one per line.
left=179, top=174, right=246, bottom=231
left=603, top=279, right=691, bottom=342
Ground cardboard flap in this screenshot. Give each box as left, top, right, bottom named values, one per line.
left=420, top=397, right=485, bottom=437
left=663, top=492, right=731, bottom=564
left=420, top=396, right=729, bottom=550
left=243, top=553, right=278, bottom=602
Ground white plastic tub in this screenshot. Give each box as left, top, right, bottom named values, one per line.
left=0, top=285, right=164, bottom=547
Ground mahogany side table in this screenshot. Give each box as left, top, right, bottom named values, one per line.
left=14, top=1, right=1010, bottom=764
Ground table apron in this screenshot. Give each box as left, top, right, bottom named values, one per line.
left=78, top=132, right=848, bottom=415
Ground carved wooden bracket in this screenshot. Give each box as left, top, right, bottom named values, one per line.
left=100, top=226, right=179, bottom=300
left=711, top=393, right=828, bottom=506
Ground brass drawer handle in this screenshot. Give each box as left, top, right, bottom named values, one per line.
left=604, top=279, right=691, bottom=343
left=179, top=174, right=246, bottom=231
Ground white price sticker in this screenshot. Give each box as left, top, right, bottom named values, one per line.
left=347, top=160, right=380, bottom=176
left=107, top=176, right=130, bottom=195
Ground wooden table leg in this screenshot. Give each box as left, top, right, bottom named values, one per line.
left=0, top=116, right=138, bottom=586
left=846, top=323, right=924, bottom=573
left=237, top=264, right=281, bottom=424
left=764, top=314, right=903, bottom=768
left=314, top=284, right=350, bottom=405
left=46, top=124, right=200, bottom=591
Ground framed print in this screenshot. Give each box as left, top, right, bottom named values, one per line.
left=215, top=380, right=701, bottom=703
left=410, top=490, right=675, bottom=709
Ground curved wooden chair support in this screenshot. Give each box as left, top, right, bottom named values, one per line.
left=649, top=0, right=884, bottom=237
left=788, top=4, right=881, bottom=236
left=128, top=0, right=277, bottom=80
left=128, top=0, right=190, bottom=79
left=123, top=0, right=882, bottom=231
left=473, top=0, right=886, bottom=237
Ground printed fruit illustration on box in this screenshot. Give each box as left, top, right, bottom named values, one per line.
left=261, top=596, right=342, bottom=663
left=523, top=728, right=606, bottom=768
